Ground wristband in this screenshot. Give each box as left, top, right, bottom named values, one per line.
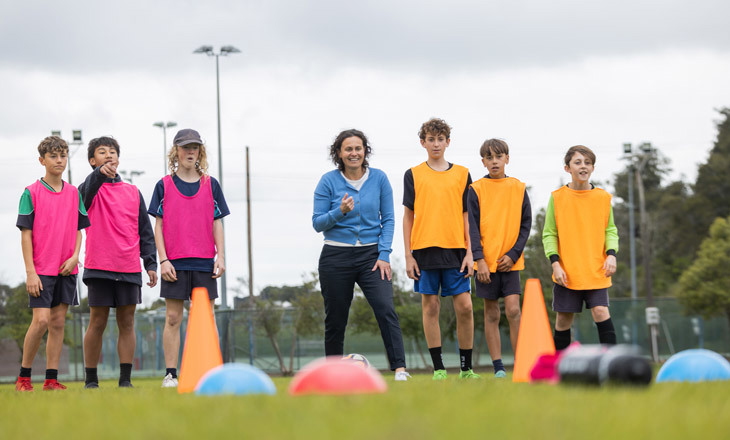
left=160, top=259, right=169, bottom=264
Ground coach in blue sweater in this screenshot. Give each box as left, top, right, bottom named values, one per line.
left=313, top=129, right=409, bottom=381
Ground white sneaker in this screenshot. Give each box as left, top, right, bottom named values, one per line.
left=394, top=371, right=411, bottom=381
left=161, top=373, right=178, bottom=388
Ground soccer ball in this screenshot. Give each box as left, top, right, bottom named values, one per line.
left=343, top=353, right=370, bottom=368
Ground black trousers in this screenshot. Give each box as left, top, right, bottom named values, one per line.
left=318, top=245, right=406, bottom=370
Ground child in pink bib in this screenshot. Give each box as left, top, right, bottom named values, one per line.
left=147, top=128, right=229, bottom=387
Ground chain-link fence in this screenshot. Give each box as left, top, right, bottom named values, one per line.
left=2, top=297, right=728, bottom=383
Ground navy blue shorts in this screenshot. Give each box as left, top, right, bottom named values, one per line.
left=29, top=275, right=79, bottom=308
left=160, top=270, right=218, bottom=301
left=414, top=268, right=471, bottom=296
left=552, top=283, right=609, bottom=313
left=87, top=278, right=141, bottom=307
left=475, top=271, right=522, bottom=300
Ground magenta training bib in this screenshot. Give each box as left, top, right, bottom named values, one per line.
left=162, top=175, right=216, bottom=259
left=85, top=182, right=141, bottom=273
left=28, top=180, right=79, bottom=276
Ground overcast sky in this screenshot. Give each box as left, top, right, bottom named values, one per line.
left=2, top=0, right=729, bottom=305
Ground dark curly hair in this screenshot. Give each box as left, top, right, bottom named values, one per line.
left=87, top=136, right=120, bottom=169
left=329, top=129, right=372, bottom=172
left=418, top=118, right=451, bottom=140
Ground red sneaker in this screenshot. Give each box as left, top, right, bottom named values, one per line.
left=43, top=379, right=67, bottom=390
left=15, top=377, right=33, bottom=391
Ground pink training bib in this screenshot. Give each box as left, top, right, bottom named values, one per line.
left=27, top=180, right=79, bottom=276
left=85, top=181, right=142, bottom=273
left=162, top=175, right=216, bottom=259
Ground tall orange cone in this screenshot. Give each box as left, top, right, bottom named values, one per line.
left=178, top=287, right=223, bottom=393
left=513, top=279, right=555, bottom=382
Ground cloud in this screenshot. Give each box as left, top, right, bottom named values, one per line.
left=2, top=0, right=728, bottom=74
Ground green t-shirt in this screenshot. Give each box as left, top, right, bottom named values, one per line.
left=16, top=179, right=89, bottom=230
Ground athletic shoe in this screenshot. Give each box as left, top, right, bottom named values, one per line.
left=161, top=373, right=178, bottom=388
left=84, top=382, right=99, bottom=389
left=432, top=369, right=448, bottom=380
left=15, top=377, right=33, bottom=392
left=495, top=370, right=507, bottom=378
left=42, top=379, right=67, bottom=390
left=119, top=381, right=134, bottom=388
left=394, top=371, right=411, bottom=381
left=458, top=369, right=481, bottom=379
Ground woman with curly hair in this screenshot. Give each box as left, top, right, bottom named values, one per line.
left=147, top=128, right=230, bottom=388
left=313, top=129, right=409, bottom=381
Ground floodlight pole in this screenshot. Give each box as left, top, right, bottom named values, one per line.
left=625, top=142, right=660, bottom=362
left=194, top=45, right=240, bottom=309
left=154, top=121, right=177, bottom=175
left=51, top=128, right=83, bottom=380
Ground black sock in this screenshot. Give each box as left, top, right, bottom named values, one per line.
left=19, top=367, right=31, bottom=378
left=46, top=369, right=58, bottom=381
left=429, top=347, right=445, bottom=371
left=166, top=368, right=178, bottom=379
left=85, top=367, right=98, bottom=384
left=119, top=363, right=133, bottom=384
left=554, top=329, right=572, bottom=350
left=596, top=318, right=617, bottom=345
left=459, top=348, right=473, bottom=371
left=492, top=358, right=505, bottom=373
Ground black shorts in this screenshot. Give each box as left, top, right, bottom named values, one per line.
left=160, top=270, right=218, bottom=301
left=87, top=278, right=142, bottom=308
left=475, top=271, right=522, bottom=300
left=552, top=283, right=609, bottom=313
left=29, top=275, right=79, bottom=308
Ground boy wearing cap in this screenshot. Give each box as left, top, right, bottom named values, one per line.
left=79, top=136, right=158, bottom=389
left=148, top=129, right=230, bottom=388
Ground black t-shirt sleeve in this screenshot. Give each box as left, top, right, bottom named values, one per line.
left=16, top=214, right=33, bottom=230
left=138, top=190, right=157, bottom=272
left=403, top=169, right=415, bottom=210
left=462, top=172, right=473, bottom=212
left=467, top=187, right=483, bottom=260
left=506, top=189, right=532, bottom=263
left=147, top=180, right=165, bottom=217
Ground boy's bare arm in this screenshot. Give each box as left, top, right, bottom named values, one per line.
left=403, top=207, right=419, bottom=280
left=21, top=228, right=42, bottom=296
left=59, top=231, right=81, bottom=276
left=155, top=217, right=177, bottom=282
left=212, top=219, right=225, bottom=279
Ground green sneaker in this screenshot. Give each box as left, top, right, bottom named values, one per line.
left=459, top=369, right=481, bottom=379
left=432, top=369, right=448, bottom=380
left=494, top=370, right=507, bottom=378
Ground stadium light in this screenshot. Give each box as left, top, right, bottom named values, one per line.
left=193, top=45, right=241, bottom=310
left=153, top=121, right=177, bottom=175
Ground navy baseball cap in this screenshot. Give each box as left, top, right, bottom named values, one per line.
left=173, top=129, right=203, bottom=146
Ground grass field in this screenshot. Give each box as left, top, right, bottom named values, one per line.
left=2, top=372, right=729, bottom=440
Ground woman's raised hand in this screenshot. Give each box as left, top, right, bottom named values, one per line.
left=340, top=192, right=355, bottom=214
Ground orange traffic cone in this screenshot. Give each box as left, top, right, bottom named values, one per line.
left=178, top=287, right=223, bottom=393
left=513, top=279, right=555, bottom=382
